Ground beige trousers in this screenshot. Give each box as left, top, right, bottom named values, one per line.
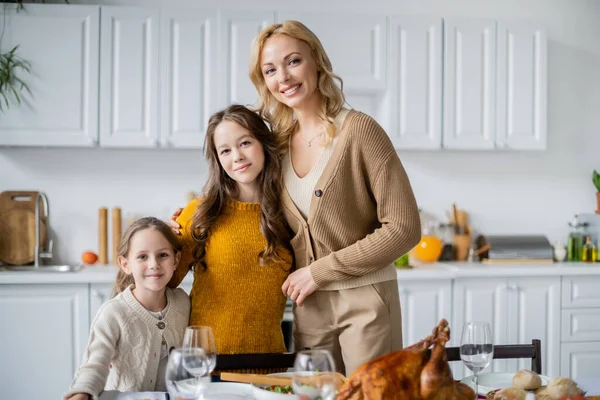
left=292, top=279, right=403, bottom=376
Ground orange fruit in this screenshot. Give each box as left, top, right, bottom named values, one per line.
left=81, top=251, right=98, bottom=264
left=414, top=236, right=443, bottom=262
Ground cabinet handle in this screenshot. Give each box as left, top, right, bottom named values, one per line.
left=92, top=289, right=106, bottom=303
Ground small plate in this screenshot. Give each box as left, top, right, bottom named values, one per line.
left=460, top=372, right=551, bottom=395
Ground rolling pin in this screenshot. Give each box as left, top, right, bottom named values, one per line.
left=98, top=208, right=108, bottom=264
left=112, top=207, right=122, bottom=264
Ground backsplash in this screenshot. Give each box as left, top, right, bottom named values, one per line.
left=1, top=140, right=598, bottom=265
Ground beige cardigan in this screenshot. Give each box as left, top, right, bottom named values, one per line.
left=281, top=110, right=421, bottom=290
left=65, top=286, right=190, bottom=399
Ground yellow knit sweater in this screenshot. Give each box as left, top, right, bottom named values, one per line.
left=169, top=198, right=291, bottom=356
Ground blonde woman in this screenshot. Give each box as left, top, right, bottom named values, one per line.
left=249, top=20, right=421, bottom=376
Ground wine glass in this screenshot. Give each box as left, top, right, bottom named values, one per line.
left=292, top=349, right=337, bottom=400
left=165, top=347, right=211, bottom=400
left=460, top=321, right=494, bottom=399
left=183, top=326, right=217, bottom=377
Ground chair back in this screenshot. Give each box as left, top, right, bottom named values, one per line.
left=442, top=339, right=542, bottom=374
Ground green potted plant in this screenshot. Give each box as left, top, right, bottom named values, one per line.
left=0, top=45, right=31, bottom=112
left=594, top=170, right=600, bottom=213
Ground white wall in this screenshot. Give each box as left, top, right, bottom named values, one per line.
left=1, top=0, right=600, bottom=265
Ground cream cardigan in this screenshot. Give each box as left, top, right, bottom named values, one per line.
left=65, top=285, right=190, bottom=399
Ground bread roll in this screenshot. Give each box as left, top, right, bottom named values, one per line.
left=492, top=387, right=527, bottom=400
left=512, top=369, right=542, bottom=390
left=535, top=376, right=585, bottom=399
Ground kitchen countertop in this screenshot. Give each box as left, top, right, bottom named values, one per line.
left=0, top=262, right=599, bottom=285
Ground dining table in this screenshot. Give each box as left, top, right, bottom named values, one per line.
left=98, top=377, right=600, bottom=400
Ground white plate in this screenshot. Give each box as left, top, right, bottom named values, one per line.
left=252, top=372, right=297, bottom=400
left=460, top=372, right=551, bottom=395
left=205, top=382, right=254, bottom=399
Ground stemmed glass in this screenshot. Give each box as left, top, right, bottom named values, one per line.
left=165, top=347, right=210, bottom=400
left=460, top=321, right=494, bottom=399
left=183, top=326, right=217, bottom=377
left=182, top=326, right=217, bottom=399
left=292, top=349, right=337, bottom=400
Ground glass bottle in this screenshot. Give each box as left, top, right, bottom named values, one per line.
left=437, top=223, right=456, bottom=261
left=582, top=235, right=598, bottom=263
left=567, top=215, right=585, bottom=262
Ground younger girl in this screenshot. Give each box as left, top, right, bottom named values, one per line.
left=168, top=104, right=293, bottom=360
left=65, top=217, right=191, bottom=400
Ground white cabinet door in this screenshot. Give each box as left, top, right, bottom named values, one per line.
left=160, top=8, right=218, bottom=148
left=453, top=277, right=508, bottom=378
left=496, top=22, right=547, bottom=150
left=0, top=284, right=89, bottom=400
left=443, top=18, right=496, bottom=150
left=0, top=4, right=99, bottom=147
left=218, top=10, right=275, bottom=109
left=100, top=6, right=159, bottom=147
left=387, top=16, right=443, bottom=149
left=560, top=342, right=600, bottom=378
left=276, top=13, right=387, bottom=123
left=506, top=277, right=560, bottom=377
left=398, top=279, right=451, bottom=347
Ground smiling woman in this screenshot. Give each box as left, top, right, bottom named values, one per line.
left=248, top=20, right=422, bottom=376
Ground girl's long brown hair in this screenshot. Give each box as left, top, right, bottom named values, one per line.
left=249, top=20, right=346, bottom=151
left=190, top=104, right=292, bottom=271
left=113, top=217, right=183, bottom=297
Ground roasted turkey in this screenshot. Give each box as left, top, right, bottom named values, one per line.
left=336, top=319, right=475, bottom=400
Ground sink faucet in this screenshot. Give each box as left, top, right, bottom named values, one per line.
left=34, top=192, right=53, bottom=267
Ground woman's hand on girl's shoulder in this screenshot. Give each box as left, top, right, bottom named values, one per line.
left=168, top=208, right=183, bottom=235
left=65, top=393, right=90, bottom=400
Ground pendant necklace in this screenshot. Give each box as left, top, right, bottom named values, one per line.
left=300, top=130, right=323, bottom=147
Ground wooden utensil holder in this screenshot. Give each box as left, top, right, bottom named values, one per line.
left=453, top=227, right=472, bottom=261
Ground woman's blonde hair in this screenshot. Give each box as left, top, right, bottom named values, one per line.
left=112, top=217, right=183, bottom=297
left=249, top=20, right=345, bottom=150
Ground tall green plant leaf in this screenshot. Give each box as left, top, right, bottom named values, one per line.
left=0, top=45, right=31, bottom=112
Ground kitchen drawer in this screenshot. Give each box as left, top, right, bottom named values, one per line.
left=560, top=342, right=600, bottom=378
left=562, top=276, right=600, bottom=308
left=561, top=309, right=600, bottom=342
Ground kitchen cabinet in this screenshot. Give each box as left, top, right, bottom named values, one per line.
left=386, top=16, right=443, bottom=150
left=398, top=279, right=452, bottom=347
left=443, top=17, right=497, bottom=150
left=0, top=284, right=89, bottom=400
left=99, top=6, right=160, bottom=147
left=217, top=10, right=275, bottom=109
left=496, top=21, right=547, bottom=150
left=560, top=342, right=600, bottom=379
left=559, top=276, right=600, bottom=378
left=452, top=276, right=560, bottom=378
left=442, top=17, right=547, bottom=151
left=159, top=8, right=218, bottom=148
left=0, top=4, right=100, bottom=147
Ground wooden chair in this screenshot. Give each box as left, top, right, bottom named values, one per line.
left=442, top=339, right=542, bottom=374
left=216, top=352, right=297, bottom=370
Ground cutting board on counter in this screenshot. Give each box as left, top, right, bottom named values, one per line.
left=0, top=191, right=47, bottom=265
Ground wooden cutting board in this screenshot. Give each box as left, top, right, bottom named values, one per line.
left=0, top=191, right=47, bottom=265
